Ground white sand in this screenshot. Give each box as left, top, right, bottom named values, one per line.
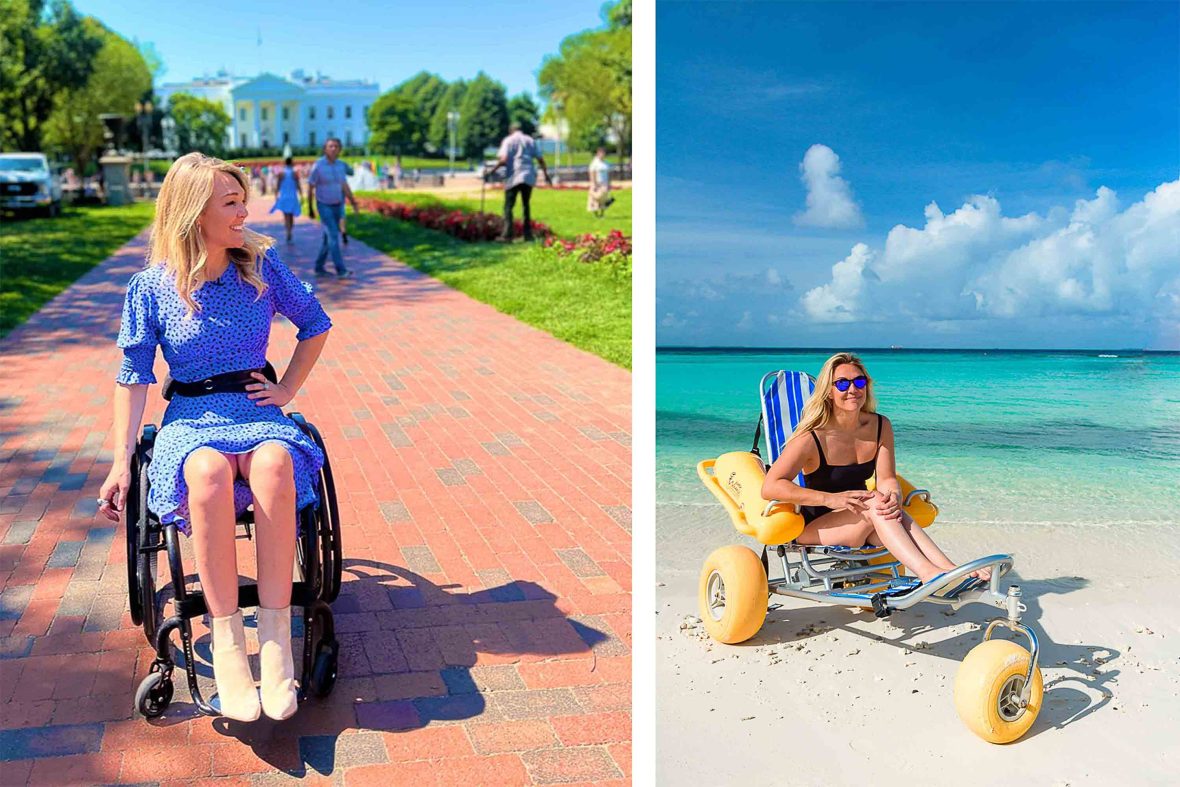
left=656, top=515, right=1180, bottom=786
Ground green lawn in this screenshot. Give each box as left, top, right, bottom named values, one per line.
left=0, top=202, right=156, bottom=338
left=354, top=187, right=631, bottom=240
left=348, top=210, right=631, bottom=369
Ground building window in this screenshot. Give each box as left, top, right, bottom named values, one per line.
left=239, top=107, right=246, bottom=121
left=345, top=130, right=352, bottom=145
left=363, top=105, right=369, bottom=118
left=345, top=105, right=352, bottom=119
left=283, top=131, right=289, bottom=143
left=261, top=107, right=268, bottom=121
left=309, top=106, right=316, bottom=120
left=327, top=106, right=334, bottom=120
left=241, top=133, right=247, bottom=147
left=282, top=106, right=289, bottom=121
left=309, top=131, right=316, bottom=146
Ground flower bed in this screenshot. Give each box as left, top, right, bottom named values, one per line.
left=356, top=198, right=551, bottom=243
left=544, top=229, right=632, bottom=265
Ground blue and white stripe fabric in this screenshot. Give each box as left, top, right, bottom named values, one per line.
left=760, top=371, right=816, bottom=486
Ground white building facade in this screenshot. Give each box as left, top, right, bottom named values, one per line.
left=158, top=70, right=380, bottom=151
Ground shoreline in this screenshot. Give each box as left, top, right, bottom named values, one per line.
left=656, top=518, right=1180, bottom=784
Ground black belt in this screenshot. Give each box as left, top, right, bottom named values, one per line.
left=163, top=363, right=277, bottom=401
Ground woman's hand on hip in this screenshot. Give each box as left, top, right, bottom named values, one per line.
left=827, top=490, right=873, bottom=513
left=247, top=372, right=294, bottom=408
left=98, top=466, right=131, bottom=522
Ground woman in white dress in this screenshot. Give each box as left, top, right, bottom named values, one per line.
left=269, top=156, right=302, bottom=243
left=587, top=147, right=614, bottom=217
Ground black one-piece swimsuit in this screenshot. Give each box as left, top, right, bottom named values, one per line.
left=799, top=414, right=882, bottom=525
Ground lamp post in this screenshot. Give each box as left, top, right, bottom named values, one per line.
left=553, top=100, right=564, bottom=172
left=134, top=100, right=153, bottom=194
left=447, top=110, right=459, bottom=175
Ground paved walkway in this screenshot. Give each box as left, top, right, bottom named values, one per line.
left=0, top=200, right=632, bottom=785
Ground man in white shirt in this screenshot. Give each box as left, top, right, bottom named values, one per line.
left=485, top=122, right=551, bottom=242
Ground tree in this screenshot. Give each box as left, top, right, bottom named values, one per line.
left=168, top=93, right=230, bottom=156
left=0, top=0, right=104, bottom=151
left=367, top=90, right=419, bottom=155
left=538, top=0, right=631, bottom=160
left=427, top=79, right=466, bottom=154
left=508, top=92, right=540, bottom=135
left=456, top=72, right=508, bottom=161
left=393, top=70, right=448, bottom=153
left=43, top=18, right=152, bottom=175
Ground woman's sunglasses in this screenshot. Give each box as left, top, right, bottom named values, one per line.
left=832, top=376, right=868, bottom=392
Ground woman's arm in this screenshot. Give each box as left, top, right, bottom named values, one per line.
left=247, top=331, right=330, bottom=407
left=99, top=382, right=150, bottom=520
left=761, top=433, right=833, bottom=507
left=873, top=415, right=902, bottom=502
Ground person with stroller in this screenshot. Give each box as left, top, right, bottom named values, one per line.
left=761, top=352, right=989, bottom=584
left=98, top=152, right=333, bottom=722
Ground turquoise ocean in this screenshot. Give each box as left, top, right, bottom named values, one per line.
left=657, top=349, right=1180, bottom=569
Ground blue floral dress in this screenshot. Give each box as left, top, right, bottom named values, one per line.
left=116, top=248, right=332, bottom=535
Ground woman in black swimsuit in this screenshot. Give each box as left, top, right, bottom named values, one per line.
left=762, top=352, right=988, bottom=584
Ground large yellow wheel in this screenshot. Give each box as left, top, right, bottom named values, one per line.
left=954, top=639, right=1043, bottom=743
left=698, top=546, right=768, bottom=644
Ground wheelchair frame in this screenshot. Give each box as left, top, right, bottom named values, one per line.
left=124, top=412, right=343, bottom=719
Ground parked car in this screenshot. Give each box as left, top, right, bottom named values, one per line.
left=0, top=152, right=63, bottom=217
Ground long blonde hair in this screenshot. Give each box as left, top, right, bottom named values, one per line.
left=148, top=152, right=271, bottom=313
left=791, top=352, right=878, bottom=438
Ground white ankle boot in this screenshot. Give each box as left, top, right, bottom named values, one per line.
left=210, top=610, right=261, bottom=722
left=257, top=606, right=299, bottom=720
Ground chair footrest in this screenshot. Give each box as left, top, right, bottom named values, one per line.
left=174, top=582, right=318, bottom=619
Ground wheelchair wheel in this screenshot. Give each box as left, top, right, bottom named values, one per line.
left=310, top=639, right=339, bottom=698
left=126, top=455, right=145, bottom=627
left=698, top=545, right=768, bottom=644
left=135, top=459, right=159, bottom=643
left=135, top=670, right=173, bottom=718
left=954, top=639, right=1043, bottom=743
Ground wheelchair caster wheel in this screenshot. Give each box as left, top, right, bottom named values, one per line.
left=310, top=639, right=339, bottom=698
left=698, top=545, right=768, bottom=644
left=135, top=671, right=174, bottom=718
left=954, top=639, right=1043, bottom=743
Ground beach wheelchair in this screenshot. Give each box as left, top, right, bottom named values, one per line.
left=124, top=364, right=342, bottom=719
left=696, top=370, right=1043, bottom=743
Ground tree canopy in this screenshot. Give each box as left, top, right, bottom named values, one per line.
left=456, top=72, right=508, bottom=160
left=427, top=79, right=467, bottom=155
left=367, top=90, right=419, bottom=155
left=0, top=0, right=105, bottom=151
left=508, top=92, right=540, bottom=135
left=43, top=17, right=151, bottom=173
left=168, top=93, right=230, bottom=156
left=538, top=0, right=631, bottom=158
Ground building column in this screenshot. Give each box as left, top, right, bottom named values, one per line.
left=294, top=101, right=304, bottom=147
left=252, top=100, right=261, bottom=147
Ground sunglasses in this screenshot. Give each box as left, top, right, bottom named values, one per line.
left=832, top=376, right=868, bottom=392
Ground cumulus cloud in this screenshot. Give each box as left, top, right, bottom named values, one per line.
left=800, top=180, right=1180, bottom=338
left=793, top=144, right=864, bottom=229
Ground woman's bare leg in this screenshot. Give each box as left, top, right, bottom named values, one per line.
left=866, top=504, right=990, bottom=581
left=284, top=213, right=293, bottom=242
left=238, top=442, right=296, bottom=608
left=184, top=448, right=241, bottom=618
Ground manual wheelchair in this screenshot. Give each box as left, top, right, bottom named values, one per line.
left=124, top=367, right=343, bottom=719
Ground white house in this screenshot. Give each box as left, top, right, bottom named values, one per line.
left=157, top=70, right=380, bottom=151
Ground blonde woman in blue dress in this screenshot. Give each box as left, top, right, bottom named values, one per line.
left=99, top=152, right=332, bottom=722
left=269, top=155, right=302, bottom=244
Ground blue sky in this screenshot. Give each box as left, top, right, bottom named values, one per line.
left=657, top=1, right=1180, bottom=350
left=71, top=0, right=605, bottom=98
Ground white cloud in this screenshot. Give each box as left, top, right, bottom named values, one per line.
left=800, top=180, right=1180, bottom=338
left=793, top=144, right=864, bottom=229
left=801, top=243, right=873, bottom=322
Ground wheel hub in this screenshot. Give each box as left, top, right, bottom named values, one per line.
left=997, top=674, right=1027, bottom=721
left=706, top=570, right=727, bottom=621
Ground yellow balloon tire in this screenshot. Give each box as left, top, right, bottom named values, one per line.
left=698, top=545, right=768, bottom=644
left=954, top=639, right=1044, bottom=744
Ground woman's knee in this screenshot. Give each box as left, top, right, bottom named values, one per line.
left=183, top=449, right=235, bottom=504
left=248, top=444, right=294, bottom=492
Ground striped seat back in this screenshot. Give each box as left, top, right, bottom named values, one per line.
left=760, top=370, right=816, bottom=486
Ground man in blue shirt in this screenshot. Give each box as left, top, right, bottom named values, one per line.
left=485, top=122, right=551, bottom=242
left=306, top=138, right=360, bottom=277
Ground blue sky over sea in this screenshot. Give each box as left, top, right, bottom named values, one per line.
left=71, top=0, right=605, bottom=98
left=657, top=1, right=1180, bottom=350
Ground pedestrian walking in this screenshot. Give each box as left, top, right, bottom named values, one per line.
left=587, top=146, right=615, bottom=218
left=485, top=121, right=552, bottom=242
left=306, top=138, right=359, bottom=277
left=269, top=156, right=302, bottom=243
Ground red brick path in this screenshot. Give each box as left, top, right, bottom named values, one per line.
left=0, top=200, right=632, bottom=784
